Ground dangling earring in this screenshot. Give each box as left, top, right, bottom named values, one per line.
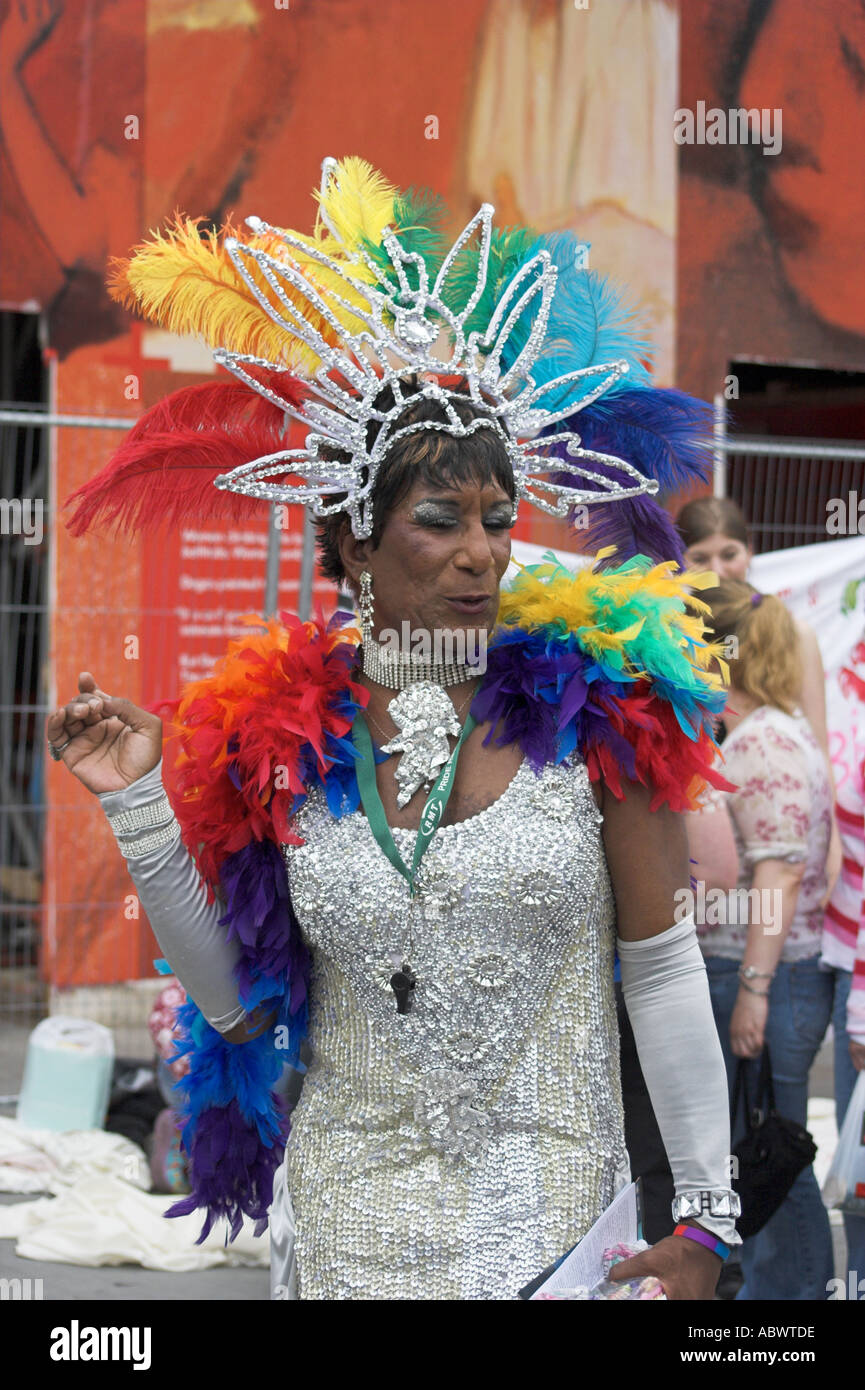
left=359, top=570, right=375, bottom=645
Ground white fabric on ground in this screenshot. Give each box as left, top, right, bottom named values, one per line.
left=0, top=1176, right=269, bottom=1271
left=0, top=1116, right=269, bottom=1271
left=0, top=1116, right=150, bottom=1194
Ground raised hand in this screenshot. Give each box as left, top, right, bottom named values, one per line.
left=45, top=671, right=163, bottom=795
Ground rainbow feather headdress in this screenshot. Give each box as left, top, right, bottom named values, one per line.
left=205, top=158, right=655, bottom=538
left=66, top=156, right=711, bottom=557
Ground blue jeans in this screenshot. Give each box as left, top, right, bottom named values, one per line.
left=704, top=955, right=834, bottom=1300
left=826, top=966, right=865, bottom=1279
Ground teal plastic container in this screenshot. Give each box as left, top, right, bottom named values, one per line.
left=17, top=1016, right=114, bottom=1132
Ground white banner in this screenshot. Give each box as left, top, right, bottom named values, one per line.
left=749, top=535, right=865, bottom=688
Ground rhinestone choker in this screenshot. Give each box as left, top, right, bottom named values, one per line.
left=361, top=633, right=480, bottom=690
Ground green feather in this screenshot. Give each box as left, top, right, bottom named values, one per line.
left=359, top=187, right=449, bottom=300
left=842, top=577, right=865, bottom=616
left=440, top=225, right=539, bottom=332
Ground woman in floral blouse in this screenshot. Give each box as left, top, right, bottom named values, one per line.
left=693, top=578, right=834, bottom=1301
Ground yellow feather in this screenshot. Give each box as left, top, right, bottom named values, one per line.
left=253, top=223, right=382, bottom=326
left=584, top=618, right=646, bottom=649
left=108, top=213, right=375, bottom=371
left=709, top=649, right=731, bottom=685
left=687, top=570, right=721, bottom=591
left=315, top=156, right=397, bottom=253
left=109, top=214, right=304, bottom=363
left=107, top=159, right=404, bottom=372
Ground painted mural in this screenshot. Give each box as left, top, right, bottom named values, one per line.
left=677, top=0, right=865, bottom=401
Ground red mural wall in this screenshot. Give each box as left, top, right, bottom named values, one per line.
left=677, top=0, right=865, bottom=401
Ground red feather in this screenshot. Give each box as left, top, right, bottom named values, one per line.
left=150, top=612, right=364, bottom=888
left=63, top=369, right=308, bottom=536
left=603, top=691, right=734, bottom=812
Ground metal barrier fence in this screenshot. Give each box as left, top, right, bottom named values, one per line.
left=0, top=408, right=137, bottom=1091
left=0, top=407, right=49, bottom=1010
left=712, top=400, right=865, bottom=550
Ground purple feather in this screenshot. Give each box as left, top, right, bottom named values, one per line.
left=471, top=643, right=560, bottom=770
left=582, top=493, right=686, bottom=567
left=578, top=699, right=639, bottom=779
left=168, top=1097, right=288, bottom=1243
left=475, top=633, right=647, bottom=783
left=219, top=838, right=302, bottom=986
left=545, top=386, right=713, bottom=563
left=569, top=387, right=714, bottom=493
left=559, top=667, right=590, bottom=725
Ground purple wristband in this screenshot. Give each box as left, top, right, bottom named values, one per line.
left=673, top=1223, right=731, bottom=1261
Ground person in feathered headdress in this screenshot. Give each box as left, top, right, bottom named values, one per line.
left=47, top=156, right=741, bottom=1299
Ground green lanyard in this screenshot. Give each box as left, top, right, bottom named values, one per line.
left=352, top=709, right=477, bottom=898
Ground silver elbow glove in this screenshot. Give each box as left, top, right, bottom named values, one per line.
left=98, top=760, right=248, bottom=1035
left=617, top=913, right=740, bottom=1247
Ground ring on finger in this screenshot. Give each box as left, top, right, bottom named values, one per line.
left=48, top=738, right=73, bottom=761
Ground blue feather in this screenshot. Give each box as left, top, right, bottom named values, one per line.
left=498, top=232, right=652, bottom=410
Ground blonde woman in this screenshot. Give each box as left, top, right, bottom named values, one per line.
left=677, top=496, right=841, bottom=901
left=695, top=579, right=834, bottom=1301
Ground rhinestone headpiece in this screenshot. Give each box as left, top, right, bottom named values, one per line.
left=211, top=156, right=658, bottom=539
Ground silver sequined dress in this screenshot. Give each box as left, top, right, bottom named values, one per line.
left=278, top=753, right=630, bottom=1299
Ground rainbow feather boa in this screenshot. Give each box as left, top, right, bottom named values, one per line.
left=154, top=553, right=727, bottom=1240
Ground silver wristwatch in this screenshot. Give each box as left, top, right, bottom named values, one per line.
left=671, top=1189, right=741, bottom=1222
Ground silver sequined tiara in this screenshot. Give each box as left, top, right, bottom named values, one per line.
left=212, top=156, right=658, bottom=539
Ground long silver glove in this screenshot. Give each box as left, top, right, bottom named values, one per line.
left=98, top=759, right=248, bottom=1035
left=617, top=913, right=741, bottom=1247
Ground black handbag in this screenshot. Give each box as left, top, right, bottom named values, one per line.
left=730, top=1045, right=817, bottom=1239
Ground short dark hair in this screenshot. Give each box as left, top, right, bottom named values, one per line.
left=314, top=376, right=516, bottom=586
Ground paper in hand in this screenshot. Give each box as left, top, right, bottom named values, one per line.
left=520, top=1181, right=641, bottom=1299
